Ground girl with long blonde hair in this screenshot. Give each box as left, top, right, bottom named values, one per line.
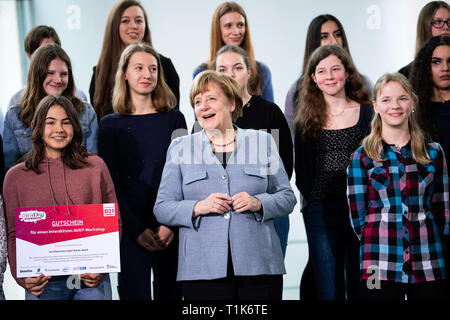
left=98, top=42, right=186, bottom=300
left=347, top=73, right=449, bottom=300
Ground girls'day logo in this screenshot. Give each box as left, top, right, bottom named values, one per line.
left=103, top=203, right=116, bottom=217
left=19, top=210, right=47, bottom=223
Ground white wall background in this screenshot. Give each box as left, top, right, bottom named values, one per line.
left=1, top=0, right=432, bottom=300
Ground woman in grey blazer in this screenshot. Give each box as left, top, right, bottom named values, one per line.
left=154, top=71, right=296, bottom=300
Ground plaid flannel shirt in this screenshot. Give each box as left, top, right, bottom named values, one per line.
left=347, top=141, right=449, bottom=283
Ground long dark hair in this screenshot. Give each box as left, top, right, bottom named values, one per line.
left=409, top=35, right=450, bottom=139
left=293, top=14, right=351, bottom=112
left=20, top=43, right=84, bottom=128
left=295, top=45, right=370, bottom=140
left=24, top=95, right=89, bottom=173
left=94, top=0, right=152, bottom=119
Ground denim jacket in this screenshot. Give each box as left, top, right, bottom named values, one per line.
left=2, top=102, right=98, bottom=171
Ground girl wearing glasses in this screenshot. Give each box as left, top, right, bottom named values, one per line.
left=399, top=1, right=450, bottom=78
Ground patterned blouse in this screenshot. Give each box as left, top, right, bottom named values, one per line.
left=310, top=125, right=363, bottom=202
left=347, top=141, right=449, bottom=283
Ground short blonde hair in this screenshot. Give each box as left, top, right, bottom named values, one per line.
left=190, top=70, right=243, bottom=122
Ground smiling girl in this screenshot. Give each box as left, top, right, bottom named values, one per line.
left=98, top=42, right=186, bottom=300
left=193, top=2, right=273, bottom=102
left=347, top=73, right=449, bottom=300
left=399, top=1, right=450, bottom=78
left=2, top=44, right=98, bottom=171
left=294, top=44, right=372, bottom=300
left=211, top=45, right=293, bottom=258
left=91, top=0, right=180, bottom=119
left=3, top=95, right=118, bottom=300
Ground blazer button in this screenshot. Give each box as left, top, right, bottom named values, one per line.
left=221, top=174, right=227, bottom=180
left=224, top=213, right=230, bottom=219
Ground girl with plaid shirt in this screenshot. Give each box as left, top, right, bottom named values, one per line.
left=347, top=73, right=449, bottom=300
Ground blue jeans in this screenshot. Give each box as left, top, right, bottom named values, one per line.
left=274, top=216, right=289, bottom=258
left=25, top=274, right=112, bottom=300
left=304, top=200, right=361, bottom=300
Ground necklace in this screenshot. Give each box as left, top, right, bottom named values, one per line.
left=211, top=137, right=236, bottom=147
left=329, top=100, right=353, bottom=117
left=330, top=106, right=346, bottom=117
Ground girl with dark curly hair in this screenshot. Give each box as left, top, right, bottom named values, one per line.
left=409, top=35, right=450, bottom=160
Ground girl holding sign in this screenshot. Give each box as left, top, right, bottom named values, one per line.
left=3, top=95, right=118, bottom=300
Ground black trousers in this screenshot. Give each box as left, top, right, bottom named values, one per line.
left=181, top=250, right=283, bottom=300
left=361, top=280, right=448, bottom=300
left=118, top=231, right=182, bottom=300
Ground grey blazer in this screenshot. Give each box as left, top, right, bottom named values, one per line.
left=154, top=128, right=296, bottom=281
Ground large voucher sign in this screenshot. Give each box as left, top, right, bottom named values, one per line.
left=15, top=203, right=120, bottom=278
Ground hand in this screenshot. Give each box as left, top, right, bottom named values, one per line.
left=231, top=192, right=262, bottom=213
left=80, top=273, right=106, bottom=288
left=25, top=274, right=52, bottom=296
left=193, top=193, right=232, bottom=218
left=155, top=225, right=174, bottom=248
left=137, top=228, right=164, bottom=252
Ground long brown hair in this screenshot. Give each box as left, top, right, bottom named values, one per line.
left=363, top=73, right=430, bottom=164
left=113, top=42, right=175, bottom=114
left=415, top=1, right=450, bottom=53
left=20, top=43, right=84, bottom=128
left=294, top=44, right=370, bottom=140
left=302, top=14, right=350, bottom=73
left=94, top=0, right=152, bottom=119
left=204, top=1, right=261, bottom=95
left=24, top=25, right=61, bottom=56
left=24, top=95, right=89, bottom=173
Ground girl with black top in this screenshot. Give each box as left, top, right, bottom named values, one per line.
left=410, top=36, right=450, bottom=160
left=409, top=35, right=450, bottom=296
left=210, top=45, right=293, bottom=257
left=90, top=0, right=180, bottom=120
left=98, top=43, right=186, bottom=300
left=294, top=44, right=373, bottom=300
left=284, top=16, right=372, bottom=299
